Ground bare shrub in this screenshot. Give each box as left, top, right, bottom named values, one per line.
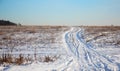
left=44, top=56, right=54, bottom=62
left=0, top=54, right=13, bottom=64
left=5, top=54, right=13, bottom=64
left=0, top=54, right=32, bottom=65
left=15, top=54, right=24, bottom=65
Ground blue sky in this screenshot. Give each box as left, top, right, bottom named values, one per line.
left=0, top=0, right=120, bottom=25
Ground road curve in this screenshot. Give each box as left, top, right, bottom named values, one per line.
left=65, top=27, right=119, bottom=71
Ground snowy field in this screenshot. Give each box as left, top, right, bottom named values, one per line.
left=0, top=26, right=120, bottom=71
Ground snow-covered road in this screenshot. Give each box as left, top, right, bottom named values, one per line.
left=65, top=27, right=120, bottom=71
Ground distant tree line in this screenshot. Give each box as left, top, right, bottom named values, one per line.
left=0, top=20, right=21, bottom=26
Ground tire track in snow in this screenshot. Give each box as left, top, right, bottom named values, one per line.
left=65, top=27, right=119, bottom=71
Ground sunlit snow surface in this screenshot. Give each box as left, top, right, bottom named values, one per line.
left=0, top=26, right=120, bottom=71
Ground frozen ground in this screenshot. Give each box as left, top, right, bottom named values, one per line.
left=0, top=26, right=120, bottom=71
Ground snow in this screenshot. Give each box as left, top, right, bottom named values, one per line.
left=0, top=27, right=120, bottom=71
left=65, top=27, right=120, bottom=71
